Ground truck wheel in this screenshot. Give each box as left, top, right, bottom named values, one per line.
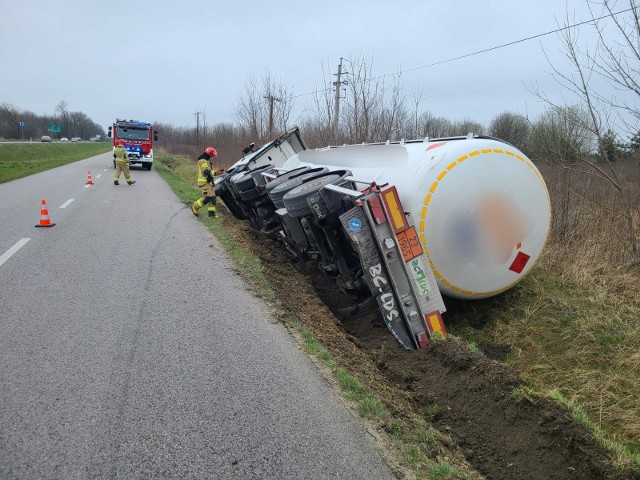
left=239, top=187, right=261, bottom=201
left=219, top=191, right=246, bottom=220
left=283, top=173, right=344, bottom=217
left=250, top=164, right=276, bottom=188
left=145, top=163, right=152, bottom=171
left=268, top=168, right=329, bottom=209
left=228, top=172, right=246, bottom=195
left=232, top=168, right=262, bottom=192
left=265, top=167, right=310, bottom=193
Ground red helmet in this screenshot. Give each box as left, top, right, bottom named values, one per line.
left=205, top=147, right=217, bottom=157
left=116, top=139, right=125, bottom=146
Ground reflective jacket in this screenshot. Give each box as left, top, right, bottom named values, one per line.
left=197, top=158, right=214, bottom=186
left=114, top=146, right=129, bottom=164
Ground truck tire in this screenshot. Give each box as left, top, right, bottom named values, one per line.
left=268, top=168, right=329, bottom=209
left=265, top=167, right=310, bottom=193
left=231, top=171, right=255, bottom=192
left=219, top=191, right=246, bottom=220
left=250, top=164, right=276, bottom=188
left=228, top=172, right=248, bottom=195
left=215, top=174, right=230, bottom=196
left=233, top=164, right=272, bottom=192
left=145, top=163, right=152, bottom=171
left=239, top=187, right=261, bottom=201
left=283, top=173, right=345, bottom=217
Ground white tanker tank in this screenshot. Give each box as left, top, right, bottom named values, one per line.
left=281, top=135, right=551, bottom=300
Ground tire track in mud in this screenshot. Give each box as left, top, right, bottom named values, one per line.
left=222, top=213, right=620, bottom=480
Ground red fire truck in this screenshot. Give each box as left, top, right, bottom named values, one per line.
left=108, top=119, right=158, bottom=170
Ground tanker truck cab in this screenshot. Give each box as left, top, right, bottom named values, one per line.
left=108, top=119, right=158, bottom=170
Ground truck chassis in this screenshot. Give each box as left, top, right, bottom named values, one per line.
left=216, top=134, right=447, bottom=350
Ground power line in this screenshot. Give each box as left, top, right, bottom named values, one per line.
left=203, top=6, right=638, bottom=123
left=291, top=6, right=638, bottom=100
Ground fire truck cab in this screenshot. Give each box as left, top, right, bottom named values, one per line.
left=108, top=119, right=158, bottom=170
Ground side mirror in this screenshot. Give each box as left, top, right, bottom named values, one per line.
left=154, top=133, right=158, bottom=141
left=107, top=126, right=112, bottom=138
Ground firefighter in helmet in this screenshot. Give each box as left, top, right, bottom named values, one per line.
left=113, top=139, right=136, bottom=185
left=191, top=147, right=217, bottom=217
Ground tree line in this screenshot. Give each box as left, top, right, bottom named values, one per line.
left=0, top=100, right=104, bottom=140
left=160, top=0, right=638, bottom=263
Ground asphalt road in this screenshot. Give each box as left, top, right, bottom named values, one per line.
left=0, top=153, right=394, bottom=479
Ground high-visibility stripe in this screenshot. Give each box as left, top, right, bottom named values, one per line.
left=381, top=187, right=407, bottom=233
left=425, top=311, right=446, bottom=337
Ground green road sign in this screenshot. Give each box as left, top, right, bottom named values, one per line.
left=47, top=125, right=61, bottom=133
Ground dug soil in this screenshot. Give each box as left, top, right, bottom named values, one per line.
left=219, top=211, right=624, bottom=480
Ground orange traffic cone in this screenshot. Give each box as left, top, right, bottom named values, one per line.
left=86, top=171, right=94, bottom=185
left=35, top=199, right=56, bottom=227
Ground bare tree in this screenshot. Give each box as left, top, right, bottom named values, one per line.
left=416, top=111, right=453, bottom=138
left=489, top=111, right=532, bottom=151
left=55, top=100, right=71, bottom=137
left=235, top=74, right=264, bottom=142
left=235, top=71, right=295, bottom=144
left=340, top=55, right=408, bottom=143
left=306, top=60, right=336, bottom=146
left=451, top=119, right=486, bottom=136
left=529, top=105, right=594, bottom=164
left=0, top=103, right=20, bottom=139
left=530, top=0, right=639, bottom=254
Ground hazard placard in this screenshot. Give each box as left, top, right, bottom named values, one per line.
left=397, top=226, right=423, bottom=262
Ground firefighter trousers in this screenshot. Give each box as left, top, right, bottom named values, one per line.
left=192, top=183, right=216, bottom=217
left=114, top=162, right=134, bottom=184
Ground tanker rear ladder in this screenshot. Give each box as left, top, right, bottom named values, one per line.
left=326, top=179, right=447, bottom=350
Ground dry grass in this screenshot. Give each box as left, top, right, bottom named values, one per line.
left=452, top=158, right=640, bottom=465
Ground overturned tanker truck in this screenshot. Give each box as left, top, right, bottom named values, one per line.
left=215, top=127, right=551, bottom=351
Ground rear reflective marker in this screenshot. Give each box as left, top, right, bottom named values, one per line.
left=381, top=186, right=408, bottom=233
left=367, top=196, right=386, bottom=224
left=416, top=331, right=429, bottom=348
left=425, top=311, right=446, bottom=338
left=509, top=251, right=531, bottom=274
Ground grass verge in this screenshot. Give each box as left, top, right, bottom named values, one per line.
left=154, top=150, right=467, bottom=480
left=0, top=143, right=112, bottom=183
left=450, top=263, right=640, bottom=473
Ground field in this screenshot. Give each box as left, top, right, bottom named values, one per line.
left=156, top=150, right=639, bottom=479
left=0, top=142, right=112, bottom=183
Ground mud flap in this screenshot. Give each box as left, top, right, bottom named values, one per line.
left=340, top=207, right=417, bottom=349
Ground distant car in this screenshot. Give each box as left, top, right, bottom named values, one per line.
left=40, top=136, right=52, bottom=143
left=60, top=137, right=69, bottom=142
left=71, top=137, right=80, bottom=142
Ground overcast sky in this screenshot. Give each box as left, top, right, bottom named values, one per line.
left=0, top=0, right=629, bottom=134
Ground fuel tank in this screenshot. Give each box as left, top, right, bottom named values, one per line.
left=282, top=136, right=551, bottom=300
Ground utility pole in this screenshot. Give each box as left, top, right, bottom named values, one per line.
left=194, top=111, right=202, bottom=150
left=332, top=57, right=349, bottom=136
left=263, top=95, right=281, bottom=139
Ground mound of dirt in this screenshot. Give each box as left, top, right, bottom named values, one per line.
left=219, top=211, right=622, bottom=480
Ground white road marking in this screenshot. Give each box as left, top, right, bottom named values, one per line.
left=84, top=184, right=91, bottom=188
left=0, top=238, right=30, bottom=268
left=96, top=174, right=102, bottom=178
left=60, top=199, right=74, bottom=209
left=103, top=169, right=108, bottom=172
